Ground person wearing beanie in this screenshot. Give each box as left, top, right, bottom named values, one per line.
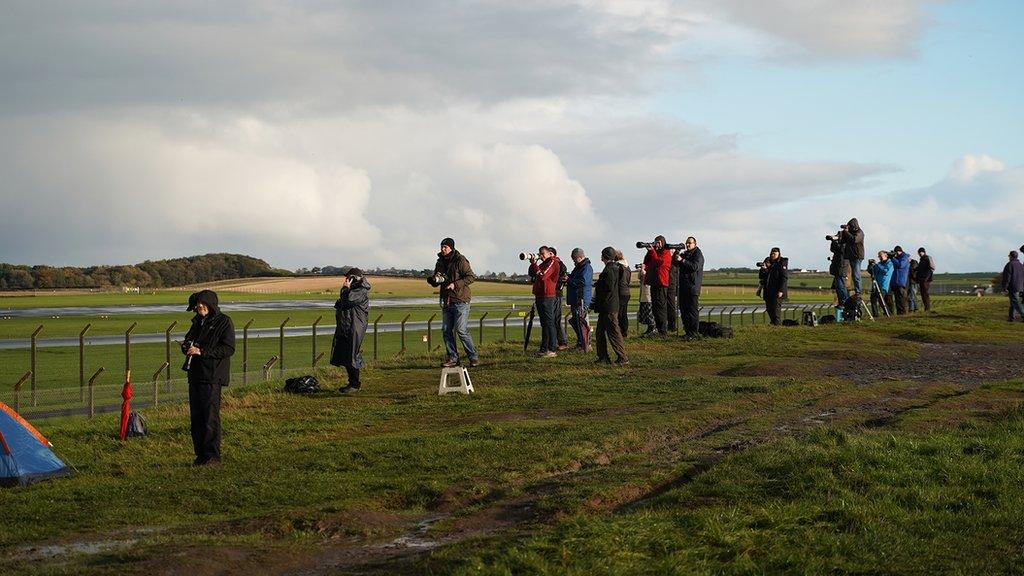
left=181, top=289, right=235, bottom=466
left=915, top=247, right=935, bottom=312
left=428, top=238, right=479, bottom=367
left=592, top=247, right=628, bottom=365
left=330, top=268, right=371, bottom=393
left=890, top=245, right=911, bottom=315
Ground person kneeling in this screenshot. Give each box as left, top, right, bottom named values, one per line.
left=330, top=268, right=370, bottom=393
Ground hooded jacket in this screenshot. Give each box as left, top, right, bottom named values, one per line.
left=829, top=240, right=844, bottom=277
left=675, top=247, right=705, bottom=296
left=182, top=290, right=235, bottom=386
left=891, top=251, right=910, bottom=288
left=429, top=250, right=475, bottom=305
left=592, top=260, right=621, bottom=314
left=566, top=258, right=593, bottom=307
left=1003, top=257, right=1024, bottom=293
left=869, top=259, right=894, bottom=292
left=331, top=277, right=370, bottom=369
left=529, top=256, right=561, bottom=299
left=840, top=218, right=865, bottom=260
left=759, top=257, right=789, bottom=298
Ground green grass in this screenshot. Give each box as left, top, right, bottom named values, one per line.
left=0, top=299, right=1021, bottom=575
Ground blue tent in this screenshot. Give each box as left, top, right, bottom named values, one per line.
left=0, top=402, right=70, bottom=487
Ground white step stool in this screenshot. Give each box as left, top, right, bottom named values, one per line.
left=438, top=367, right=474, bottom=395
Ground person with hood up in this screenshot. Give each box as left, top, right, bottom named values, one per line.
left=330, top=268, right=370, bottom=393
left=890, top=246, right=911, bottom=315
left=528, top=246, right=561, bottom=357
left=916, top=247, right=935, bottom=312
left=566, top=248, right=594, bottom=352
left=758, top=247, right=788, bottom=325
left=181, top=289, right=235, bottom=466
left=642, top=236, right=674, bottom=335
left=428, top=238, right=479, bottom=368
left=1002, top=250, right=1024, bottom=322
left=592, top=247, right=628, bottom=365
left=674, top=236, right=705, bottom=339
left=867, top=251, right=894, bottom=318
left=839, top=218, right=865, bottom=295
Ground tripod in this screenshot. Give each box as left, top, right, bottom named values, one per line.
left=871, top=278, right=891, bottom=318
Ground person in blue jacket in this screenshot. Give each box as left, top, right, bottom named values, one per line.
left=566, top=248, right=594, bottom=352
left=867, top=251, right=894, bottom=318
left=890, top=246, right=911, bottom=315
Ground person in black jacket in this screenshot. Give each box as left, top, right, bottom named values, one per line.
left=839, top=218, right=865, bottom=295
left=828, top=237, right=848, bottom=305
left=593, top=247, right=628, bottom=365
left=614, top=249, right=632, bottom=337
left=182, top=290, right=235, bottom=466
left=915, top=247, right=935, bottom=311
left=673, top=236, right=704, bottom=338
left=330, top=268, right=370, bottom=393
left=758, top=248, right=788, bottom=326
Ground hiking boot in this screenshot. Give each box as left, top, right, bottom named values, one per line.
left=614, top=358, right=630, bottom=366
left=594, top=357, right=612, bottom=365
left=556, top=344, right=569, bottom=351
left=535, top=351, right=557, bottom=358
left=469, top=358, right=481, bottom=368
left=442, top=358, right=460, bottom=368
left=341, top=385, right=360, bottom=394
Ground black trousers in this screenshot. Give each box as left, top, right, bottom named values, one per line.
left=765, top=295, right=782, bottom=325
left=596, top=312, right=627, bottom=362
left=618, top=298, right=630, bottom=337
left=345, top=366, right=361, bottom=388
left=667, top=282, right=679, bottom=332
left=189, top=382, right=222, bottom=463
left=679, top=292, right=700, bottom=336
left=650, top=285, right=669, bottom=334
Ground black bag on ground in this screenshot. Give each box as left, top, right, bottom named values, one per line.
left=126, top=412, right=147, bottom=437
left=698, top=321, right=733, bottom=338
left=284, top=375, right=321, bottom=394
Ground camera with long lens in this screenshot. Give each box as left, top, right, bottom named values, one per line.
left=634, top=263, right=643, bottom=270
left=519, top=252, right=539, bottom=261
left=427, top=272, right=448, bottom=287
left=181, top=340, right=194, bottom=372
left=636, top=241, right=685, bottom=250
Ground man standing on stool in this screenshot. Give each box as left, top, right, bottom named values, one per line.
left=182, top=289, right=234, bottom=466
left=674, top=236, right=704, bottom=338
left=429, top=238, right=479, bottom=368
left=643, top=236, right=674, bottom=335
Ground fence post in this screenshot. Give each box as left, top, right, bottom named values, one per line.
left=399, top=314, right=411, bottom=356
left=479, top=312, right=489, bottom=344
left=14, top=371, right=31, bottom=413
left=312, top=315, right=323, bottom=367
left=164, top=320, right=177, bottom=387
left=243, top=319, right=253, bottom=385
left=313, top=352, right=325, bottom=367
left=79, top=323, right=91, bottom=402
left=30, top=325, right=42, bottom=407
left=262, top=356, right=279, bottom=381
left=427, top=313, right=436, bottom=352
left=124, top=322, right=137, bottom=375
left=152, top=362, right=168, bottom=406
left=739, top=307, right=745, bottom=326
left=279, top=317, right=290, bottom=377
left=373, top=314, right=383, bottom=361
left=503, top=311, right=513, bottom=342
left=88, top=367, right=104, bottom=418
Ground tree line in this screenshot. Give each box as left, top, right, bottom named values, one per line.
left=0, top=253, right=287, bottom=290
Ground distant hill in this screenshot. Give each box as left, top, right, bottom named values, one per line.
left=0, top=253, right=290, bottom=290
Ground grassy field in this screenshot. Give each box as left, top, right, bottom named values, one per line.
left=1, top=298, right=1022, bottom=575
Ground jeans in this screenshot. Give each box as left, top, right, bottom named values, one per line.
left=908, top=283, right=919, bottom=312
left=833, top=275, right=849, bottom=306
left=1009, top=292, right=1024, bottom=321
left=536, top=297, right=559, bottom=353
left=569, top=303, right=590, bottom=350
left=442, top=301, right=478, bottom=361
left=848, top=259, right=863, bottom=295
left=555, top=294, right=568, bottom=347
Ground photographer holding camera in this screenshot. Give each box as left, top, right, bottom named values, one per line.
left=330, top=268, right=370, bottom=393
left=867, top=251, right=894, bottom=318
left=592, top=247, right=628, bottom=365
left=836, top=218, right=865, bottom=295
left=916, top=247, right=935, bottom=311
left=566, top=248, right=594, bottom=352
left=528, top=246, right=562, bottom=357
left=758, top=248, right=788, bottom=325
left=642, top=235, right=674, bottom=336
left=181, top=289, right=235, bottom=466
left=551, top=247, right=570, bottom=350
left=428, top=238, right=479, bottom=368
left=673, top=236, right=704, bottom=338
left=827, top=234, right=849, bottom=305
left=890, top=246, right=911, bottom=315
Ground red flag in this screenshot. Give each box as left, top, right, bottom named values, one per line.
left=119, top=370, right=134, bottom=441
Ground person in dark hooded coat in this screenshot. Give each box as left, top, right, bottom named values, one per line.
left=758, top=248, right=789, bottom=325
left=330, top=268, right=370, bottom=393
left=181, top=289, right=235, bottom=466
left=839, top=218, right=865, bottom=295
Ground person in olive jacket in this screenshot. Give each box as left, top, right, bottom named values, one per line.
left=428, top=238, right=479, bottom=367
left=182, top=289, right=235, bottom=466
left=758, top=248, right=789, bottom=326
left=330, top=268, right=370, bottom=393
left=592, top=247, right=628, bottom=365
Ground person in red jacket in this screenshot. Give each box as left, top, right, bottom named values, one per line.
left=643, top=235, right=674, bottom=335
left=528, top=246, right=561, bottom=357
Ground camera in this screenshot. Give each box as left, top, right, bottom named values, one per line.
left=181, top=340, right=195, bottom=372
left=756, top=261, right=767, bottom=268
left=519, top=252, right=539, bottom=261
left=636, top=241, right=685, bottom=250
left=634, top=263, right=643, bottom=270
left=426, top=272, right=448, bottom=287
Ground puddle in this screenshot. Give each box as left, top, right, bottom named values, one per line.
left=16, top=538, right=137, bottom=560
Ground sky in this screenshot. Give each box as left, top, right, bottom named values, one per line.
left=1, top=0, right=1021, bottom=274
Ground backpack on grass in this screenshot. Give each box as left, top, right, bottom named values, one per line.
left=284, top=375, right=321, bottom=394
left=698, top=321, right=733, bottom=339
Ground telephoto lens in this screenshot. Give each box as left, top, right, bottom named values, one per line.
left=636, top=242, right=653, bottom=249
left=519, top=252, right=538, bottom=261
